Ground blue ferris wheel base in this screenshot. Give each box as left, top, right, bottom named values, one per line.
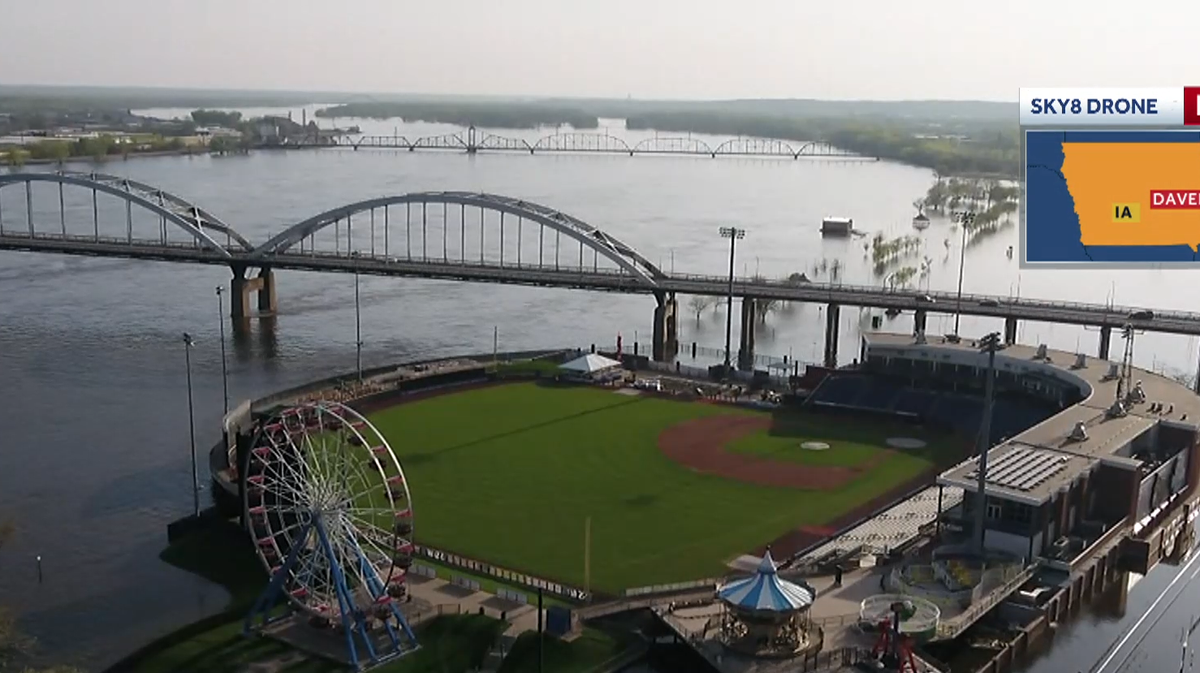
left=242, top=516, right=420, bottom=670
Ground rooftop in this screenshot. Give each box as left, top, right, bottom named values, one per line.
left=864, top=332, right=1200, bottom=503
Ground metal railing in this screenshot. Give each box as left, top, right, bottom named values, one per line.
left=7, top=229, right=1200, bottom=327
left=934, top=564, right=1037, bottom=641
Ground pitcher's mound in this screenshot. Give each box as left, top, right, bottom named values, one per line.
left=886, top=437, right=927, bottom=450
left=800, top=441, right=831, bottom=451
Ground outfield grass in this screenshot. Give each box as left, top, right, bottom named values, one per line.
left=368, top=383, right=960, bottom=594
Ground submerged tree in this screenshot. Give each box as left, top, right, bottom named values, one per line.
left=686, top=295, right=712, bottom=323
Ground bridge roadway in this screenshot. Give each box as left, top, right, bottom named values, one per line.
left=5, top=231, right=1200, bottom=341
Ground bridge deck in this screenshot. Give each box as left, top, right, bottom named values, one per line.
left=4, top=231, right=1200, bottom=337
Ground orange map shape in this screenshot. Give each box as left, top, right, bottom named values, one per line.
left=1061, top=142, right=1200, bottom=250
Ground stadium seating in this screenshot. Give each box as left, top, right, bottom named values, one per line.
left=893, top=389, right=939, bottom=417
left=809, top=374, right=870, bottom=406
left=857, top=378, right=903, bottom=410
left=808, top=374, right=1057, bottom=446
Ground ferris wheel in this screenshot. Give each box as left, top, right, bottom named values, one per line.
left=241, top=400, right=419, bottom=667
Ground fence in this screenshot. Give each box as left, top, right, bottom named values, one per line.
left=409, top=562, right=438, bottom=579
left=935, top=564, right=1037, bottom=640
left=624, top=578, right=718, bottom=597
left=413, top=544, right=591, bottom=602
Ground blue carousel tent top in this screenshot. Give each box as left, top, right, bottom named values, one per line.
left=717, top=550, right=815, bottom=613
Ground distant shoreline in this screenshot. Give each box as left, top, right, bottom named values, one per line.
left=6, top=147, right=239, bottom=167
left=4, top=144, right=1013, bottom=181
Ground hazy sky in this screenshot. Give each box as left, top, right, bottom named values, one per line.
left=2, top=0, right=1194, bottom=101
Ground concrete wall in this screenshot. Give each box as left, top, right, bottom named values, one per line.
left=1136, top=449, right=1189, bottom=520
left=984, top=529, right=1035, bottom=560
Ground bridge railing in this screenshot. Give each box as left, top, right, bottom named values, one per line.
left=7, top=228, right=1200, bottom=324
left=664, top=271, right=1200, bottom=322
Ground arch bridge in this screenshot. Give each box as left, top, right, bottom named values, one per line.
left=5, top=171, right=1200, bottom=375
left=0, top=171, right=682, bottom=360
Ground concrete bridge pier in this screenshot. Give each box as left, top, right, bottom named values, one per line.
left=1099, top=326, right=1113, bottom=360
left=737, top=298, right=756, bottom=371
left=1194, top=347, right=1200, bottom=395
left=229, top=265, right=278, bottom=320
left=651, top=291, right=679, bottom=363
left=913, top=309, right=927, bottom=336
left=1004, top=317, right=1019, bottom=345
left=823, top=303, right=841, bottom=368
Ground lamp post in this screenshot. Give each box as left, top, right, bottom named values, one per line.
left=974, top=332, right=1003, bottom=555
left=215, top=285, right=229, bottom=414
left=182, top=332, right=199, bottom=517
left=719, top=226, right=746, bottom=374
left=352, top=252, right=363, bottom=383
left=954, top=211, right=976, bottom=337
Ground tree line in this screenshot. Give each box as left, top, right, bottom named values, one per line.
left=3, top=135, right=189, bottom=166
left=315, top=102, right=600, bottom=130
left=312, top=103, right=1019, bottom=177
left=624, top=112, right=1018, bottom=177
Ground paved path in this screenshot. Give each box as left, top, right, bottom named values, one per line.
left=403, top=574, right=546, bottom=637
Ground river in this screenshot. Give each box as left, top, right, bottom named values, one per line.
left=1, top=105, right=1198, bottom=672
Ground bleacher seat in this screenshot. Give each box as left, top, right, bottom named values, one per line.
left=809, top=374, right=1059, bottom=446
left=809, top=375, right=869, bottom=406
left=857, top=379, right=903, bottom=410
left=894, top=389, right=939, bottom=416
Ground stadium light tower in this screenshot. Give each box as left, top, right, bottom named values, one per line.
left=182, top=332, right=200, bottom=517
left=954, top=211, right=976, bottom=337
left=351, top=251, right=363, bottom=383
left=215, top=285, right=229, bottom=415
left=974, top=331, right=1003, bottom=555
left=719, top=226, right=747, bottom=374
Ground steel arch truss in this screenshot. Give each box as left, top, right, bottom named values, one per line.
left=713, top=137, right=797, bottom=157
left=632, top=136, right=714, bottom=155
left=533, top=132, right=633, bottom=154
left=253, top=192, right=665, bottom=286
left=795, top=141, right=856, bottom=157
left=0, top=171, right=253, bottom=255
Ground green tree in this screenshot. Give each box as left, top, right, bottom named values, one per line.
left=47, top=142, right=69, bottom=165
left=190, top=109, right=244, bottom=127
left=4, top=150, right=26, bottom=170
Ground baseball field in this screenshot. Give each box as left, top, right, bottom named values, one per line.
left=367, top=381, right=961, bottom=595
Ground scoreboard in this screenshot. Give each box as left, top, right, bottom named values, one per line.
left=1020, top=87, right=1200, bottom=267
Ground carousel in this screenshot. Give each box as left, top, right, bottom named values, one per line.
left=715, top=549, right=819, bottom=658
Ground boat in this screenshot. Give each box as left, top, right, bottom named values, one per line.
left=913, top=212, right=931, bottom=230
left=821, top=217, right=853, bottom=237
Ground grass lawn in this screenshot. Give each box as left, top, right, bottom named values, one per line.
left=498, top=629, right=627, bottom=673
left=124, top=613, right=505, bottom=673
left=368, top=382, right=961, bottom=594
left=727, top=413, right=957, bottom=474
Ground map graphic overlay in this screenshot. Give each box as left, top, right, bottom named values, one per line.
left=1024, top=130, right=1200, bottom=264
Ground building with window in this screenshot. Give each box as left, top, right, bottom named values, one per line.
left=861, top=333, right=1200, bottom=575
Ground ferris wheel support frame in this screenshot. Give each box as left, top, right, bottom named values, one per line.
left=239, top=400, right=419, bottom=670
left=244, top=512, right=418, bottom=669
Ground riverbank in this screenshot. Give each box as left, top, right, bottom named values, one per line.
left=108, top=517, right=632, bottom=673
left=2, top=147, right=243, bottom=167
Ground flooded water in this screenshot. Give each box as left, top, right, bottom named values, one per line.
left=1, top=105, right=1198, bottom=671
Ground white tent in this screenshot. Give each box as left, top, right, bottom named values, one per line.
left=559, top=353, right=622, bottom=374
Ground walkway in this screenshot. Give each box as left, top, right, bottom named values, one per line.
left=403, top=574, right=543, bottom=638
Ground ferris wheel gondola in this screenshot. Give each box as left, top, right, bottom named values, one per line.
left=240, top=400, right=419, bottom=668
